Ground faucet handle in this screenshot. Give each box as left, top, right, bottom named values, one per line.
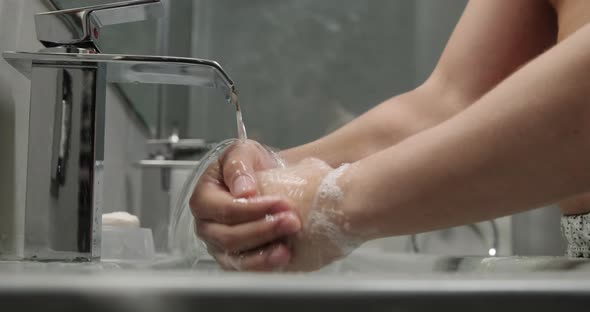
left=35, top=0, right=163, bottom=52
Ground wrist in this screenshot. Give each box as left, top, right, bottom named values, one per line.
left=309, top=163, right=368, bottom=254
left=336, top=162, right=381, bottom=242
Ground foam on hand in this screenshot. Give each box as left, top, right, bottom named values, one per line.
left=309, top=163, right=361, bottom=256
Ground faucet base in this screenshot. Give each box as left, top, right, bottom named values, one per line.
left=21, top=64, right=106, bottom=261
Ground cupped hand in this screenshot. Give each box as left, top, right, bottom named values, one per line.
left=191, top=140, right=362, bottom=272
left=190, top=140, right=302, bottom=270
left=199, top=154, right=361, bottom=272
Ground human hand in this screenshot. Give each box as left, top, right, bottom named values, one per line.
left=190, top=140, right=302, bottom=270
left=196, top=153, right=362, bottom=272
left=254, top=159, right=363, bottom=272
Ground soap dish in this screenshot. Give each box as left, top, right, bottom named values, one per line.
left=101, top=226, right=156, bottom=262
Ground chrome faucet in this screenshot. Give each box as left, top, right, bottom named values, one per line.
left=2, top=0, right=237, bottom=261
left=35, top=0, right=164, bottom=52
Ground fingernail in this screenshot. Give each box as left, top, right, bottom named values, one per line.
left=233, top=175, right=254, bottom=196
left=268, top=246, right=290, bottom=267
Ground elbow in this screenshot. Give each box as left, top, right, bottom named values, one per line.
left=418, top=70, right=483, bottom=116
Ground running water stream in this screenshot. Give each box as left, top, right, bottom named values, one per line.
left=230, top=91, right=248, bottom=142
left=169, top=90, right=248, bottom=258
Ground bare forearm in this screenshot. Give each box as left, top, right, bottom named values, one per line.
left=280, top=1, right=556, bottom=169
left=347, top=25, right=590, bottom=239
left=280, top=82, right=467, bottom=167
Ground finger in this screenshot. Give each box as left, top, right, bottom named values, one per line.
left=195, top=211, right=301, bottom=253
left=221, top=141, right=280, bottom=198
left=213, top=243, right=292, bottom=272
left=221, top=143, right=260, bottom=198
left=190, top=193, right=292, bottom=225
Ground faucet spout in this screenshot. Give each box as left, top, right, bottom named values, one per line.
left=3, top=51, right=236, bottom=100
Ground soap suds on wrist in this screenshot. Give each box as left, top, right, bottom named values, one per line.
left=308, top=163, right=362, bottom=256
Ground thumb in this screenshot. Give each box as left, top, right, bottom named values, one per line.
left=222, top=145, right=259, bottom=198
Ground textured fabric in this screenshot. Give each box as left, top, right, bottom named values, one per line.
left=561, top=213, right=590, bottom=258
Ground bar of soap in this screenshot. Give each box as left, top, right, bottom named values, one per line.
left=102, top=212, right=140, bottom=228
